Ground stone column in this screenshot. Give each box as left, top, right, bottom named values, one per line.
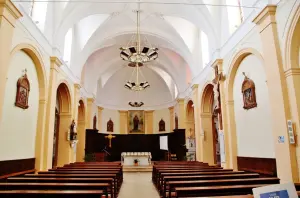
left=86, top=98, right=94, bottom=129
left=119, top=110, right=128, bottom=134
left=192, top=84, right=202, bottom=161
left=43, top=57, right=62, bottom=170
left=168, top=107, right=174, bottom=131
left=177, top=98, right=186, bottom=129
left=0, top=0, right=22, bottom=123
left=253, top=5, right=298, bottom=182
left=145, top=110, right=154, bottom=134
left=97, top=106, right=104, bottom=131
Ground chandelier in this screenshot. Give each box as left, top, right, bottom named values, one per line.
left=124, top=62, right=150, bottom=91
left=128, top=101, right=144, bottom=107
left=119, top=5, right=158, bottom=64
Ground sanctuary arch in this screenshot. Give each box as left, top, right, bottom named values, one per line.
left=9, top=44, right=47, bottom=171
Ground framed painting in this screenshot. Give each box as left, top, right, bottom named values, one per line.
left=128, top=110, right=145, bottom=133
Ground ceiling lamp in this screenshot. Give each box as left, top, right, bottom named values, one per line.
left=119, top=1, right=158, bottom=64
left=128, top=101, right=144, bottom=107
left=124, top=62, right=150, bottom=91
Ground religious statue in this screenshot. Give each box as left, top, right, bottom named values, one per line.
left=93, top=115, right=97, bottom=129
left=242, top=72, right=257, bottom=110
left=107, top=118, right=114, bottom=132
left=159, top=119, right=165, bottom=132
left=15, top=69, right=30, bottom=109
left=70, top=120, right=77, bottom=141
left=133, top=115, right=139, bottom=131
left=175, top=114, right=178, bottom=129
left=213, top=82, right=220, bottom=110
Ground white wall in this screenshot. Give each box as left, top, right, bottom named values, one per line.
left=0, top=51, right=39, bottom=161
left=233, top=55, right=275, bottom=158
left=153, top=108, right=170, bottom=133
left=101, top=109, right=120, bottom=134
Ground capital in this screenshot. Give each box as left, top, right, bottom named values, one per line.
left=192, top=84, right=199, bottom=90
left=50, top=56, right=62, bottom=67
left=253, top=5, right=277, bottom=25
left=211, top=59, right=223, bottom=70
left=74, top=83, right=81, bottom=90
left=97, top=106, right=104, bottom=111
left=0, top=0, right=22, bottom=26
left=168, top=106, right=174, bottom=111
left=177, top=98, right=185, bottom=104
left=87, top=97, right=94, bottom=104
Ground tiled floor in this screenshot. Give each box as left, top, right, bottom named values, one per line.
left=118, top=172, right=160, bottom=198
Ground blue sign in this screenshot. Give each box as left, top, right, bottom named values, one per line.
left=278, top=136, right=285, bottom=143
left=260, top=190, right=289, bottom=198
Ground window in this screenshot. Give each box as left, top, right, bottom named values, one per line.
left=30, top=0, right=48, bottom=31
left=226, top=0, right=244, bottom=33
left=63, top=28, right=73, bottom=65
left=201, top=31, right=209, bottom=67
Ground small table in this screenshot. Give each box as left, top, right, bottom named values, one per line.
left=121, top=152, right=151, bottom=166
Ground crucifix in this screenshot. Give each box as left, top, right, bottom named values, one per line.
left=212, top=65, right=223, bottom=130
left=105, top=134, right=116, bottom=148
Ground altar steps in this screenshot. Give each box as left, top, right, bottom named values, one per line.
left=123, top=165, right=153, bottom=172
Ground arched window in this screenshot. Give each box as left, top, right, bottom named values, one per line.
left=201, top=31, right=209, bottom=67
left=31, top=0, right=48, bottom=31
left=63, top=28, right=73, bottom=66
left=226, top=0, right=244, bottom=34
left=107, top=119, right=114, bottom=132
left=159, top=119, right=165, bottom=132
left=93, top=115, right=97, bottom=129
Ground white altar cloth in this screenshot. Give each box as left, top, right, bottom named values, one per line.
left=121, top=152, right=151, bottom=166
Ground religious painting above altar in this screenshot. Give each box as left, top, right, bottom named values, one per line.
left=128, top=110, right=145, bottom=133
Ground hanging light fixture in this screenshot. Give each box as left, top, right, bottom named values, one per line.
left=124, top=62, right=150, bottom=91
left=128, top=89, right=144, bottom=107
left=119, top=1, right=159, bottom=64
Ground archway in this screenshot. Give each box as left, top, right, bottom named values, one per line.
left=54, top=83, right=72, bottom=167
left=76, top=100, right=86, bottom=162
left=4, top=44, right=47, bottom=171
left=200, top=83, right=220, bottom=165
left=186, top=100, right=196, bottom=161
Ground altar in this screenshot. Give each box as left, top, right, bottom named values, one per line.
left=121, top=152, right=152, bottom=166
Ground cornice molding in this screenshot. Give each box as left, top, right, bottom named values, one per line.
left=284, top=68, right=300, bottom=78
left=0, top=0, right=22, bottom=25
left=50, top=56, right=62, bottom=67
left=253, top=5, right=277, bottom=25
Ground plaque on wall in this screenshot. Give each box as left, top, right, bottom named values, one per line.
left=128, top=110, right=145, bottom=133
left=242, top=72, right=257, bottom=110
left=15, top=69, right=30, bottom=109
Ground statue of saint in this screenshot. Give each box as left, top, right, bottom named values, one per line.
left=213, top=82, right=220, bottom=110
left=133, top=115, right=139, bottom=131
left=70, top=120, right=77, bottom=140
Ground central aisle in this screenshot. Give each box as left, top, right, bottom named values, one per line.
left=118, top=172, right=160, bottom=198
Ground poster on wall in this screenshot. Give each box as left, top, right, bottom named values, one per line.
left=218, top=130, right=226, bottom=163
left=128, top=110, right=145, bottom=133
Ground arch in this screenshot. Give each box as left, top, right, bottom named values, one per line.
left=9, top=43, right=47, bottom=171
left=284, top=4, right=300, bottom=70
left=227, top=48, right=264, bottom=101
left=76, top=99, right=86, bottom=162
left=225, top=48, right=265, bottom=169
left=200, top=82, right=216, bottom=165
left=55, top=82, right=72, bottom=167
left=186, top=100, right=195, bottom=137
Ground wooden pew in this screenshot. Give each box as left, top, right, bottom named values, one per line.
left=165, top=178, right=279, bottom=198
left=5, top=177, right=116, bottom=198
left=174, top=184, right=268, bottom=197
left=0, top=190, right=105, bottom=198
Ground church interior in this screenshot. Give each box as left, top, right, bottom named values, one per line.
left=0, top=0, right=300, bottom=197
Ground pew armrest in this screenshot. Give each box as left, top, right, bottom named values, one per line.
left=0, top=169, right=36, bottom=179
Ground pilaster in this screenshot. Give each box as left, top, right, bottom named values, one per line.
left=253, top=5, right=298, bottom=182
left=119, top=110, right=128, bottom=134
left=0, top=0, right=22, bottom=123
left=192, top=84, right=202, bottom=162
left=86, top=98, right=95, bottom=129
left=168, top=106, right=174, bottom=131
left=97, top=106, right=104, bottom=131
left=177, top=98, right=186, bottom=129
left=145, top=110, right=154, bottom=134
left=43, top=56, right=62, bottom=169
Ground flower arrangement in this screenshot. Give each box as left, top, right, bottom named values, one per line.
left=134, top=159, right=139, bottom=165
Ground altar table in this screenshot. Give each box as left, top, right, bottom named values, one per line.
left=121, top=152, right=152, bottom=166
